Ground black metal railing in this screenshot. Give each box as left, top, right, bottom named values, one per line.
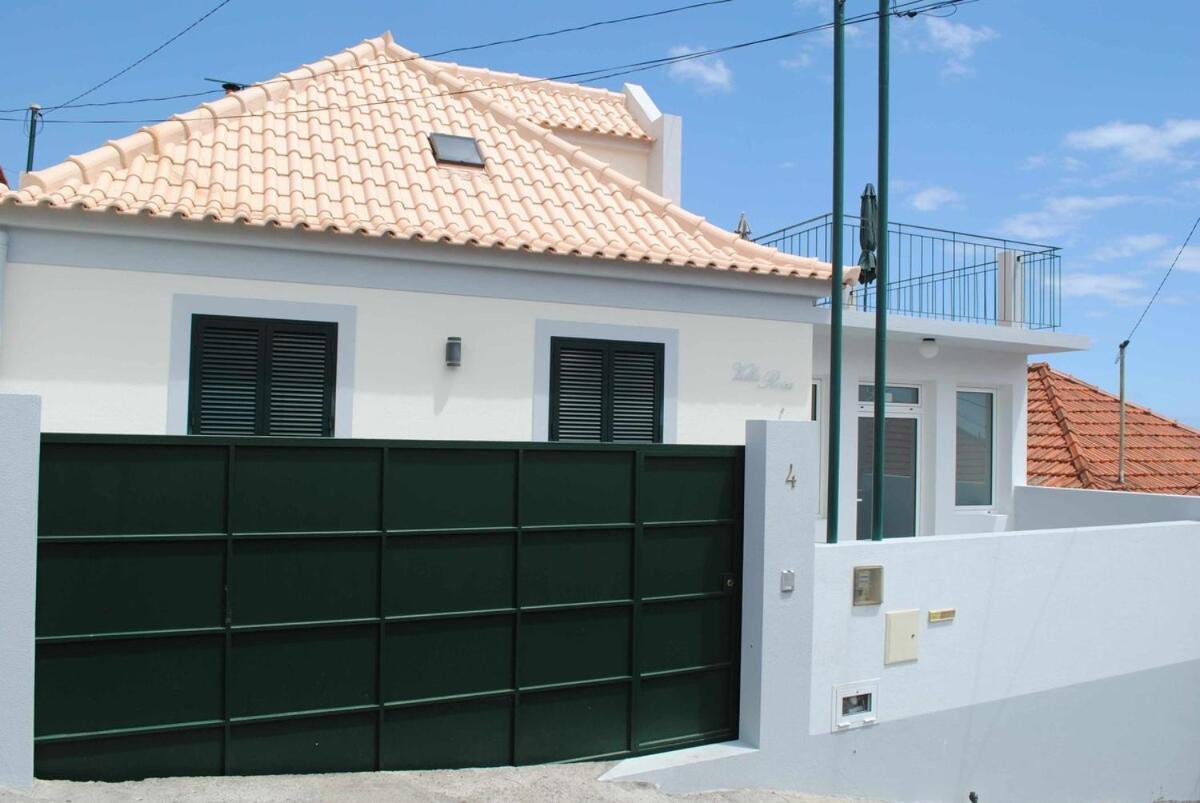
left=755, top=214, right=1062, bottom=330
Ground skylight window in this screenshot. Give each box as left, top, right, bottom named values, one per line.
left=429, top=133, right=485, bottom=168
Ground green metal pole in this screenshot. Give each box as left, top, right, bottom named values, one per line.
left=826, top=0, right=846, bottom=544
left=870, top=0, right=890, bottom=541
left=1118, top=339, right=1128, bottom=485
left=25, top=104, right=41, bottom=174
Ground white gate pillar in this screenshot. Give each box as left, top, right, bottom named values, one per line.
left=739, top=420, right=820, bottom=747
left=0, top=395, right=40, bottom=791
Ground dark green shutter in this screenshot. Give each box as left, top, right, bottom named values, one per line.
left=551, top=344, right=605, bottom=441
left=189, top=315, right=337, bottom=436
left=267, top=325, right=336, bottom=437
left=610, top=347, right=659, bottom=442
left=550, top=338, right=663, bottom=443
left=192, top=319, right=262, bottom=435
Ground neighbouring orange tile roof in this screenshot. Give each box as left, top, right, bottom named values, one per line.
left=1027, top=362, right=1200, bottom=495
left=0, top=33, right=838, bottom=281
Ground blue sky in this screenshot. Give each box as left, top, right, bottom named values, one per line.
left=2, top=0, right=1198, bottom=424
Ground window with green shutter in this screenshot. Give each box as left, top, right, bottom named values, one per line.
left=188, top=315, right=337, bottom=436
left=549, top=337, right=664, bottom=443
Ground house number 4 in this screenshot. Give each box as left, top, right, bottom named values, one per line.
left=785, top=463, right=797, bottom=489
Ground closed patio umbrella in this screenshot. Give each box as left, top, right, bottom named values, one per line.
left=858, top=183, right=878, bottom=285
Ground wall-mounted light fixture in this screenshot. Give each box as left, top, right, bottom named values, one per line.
left=918, top=337, right=939, bottom=360
left=445, top=336, right=462, bottom=367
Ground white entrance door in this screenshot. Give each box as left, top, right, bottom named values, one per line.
left=855, top=415, right=918, bottom=539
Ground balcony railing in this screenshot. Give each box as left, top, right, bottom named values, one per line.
left=755, top=214, right=1062, bottom=331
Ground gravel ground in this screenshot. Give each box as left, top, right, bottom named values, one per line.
left=0, top=763, right=876, bottom=803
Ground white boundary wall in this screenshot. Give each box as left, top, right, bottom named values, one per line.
left=1013, top=483, right=1200, bottom=530
left=608, top=420, right=1200, bottom=802
left=809, top=522, right=1200, bottom=727
left=0, top=395, right=40, bottom=791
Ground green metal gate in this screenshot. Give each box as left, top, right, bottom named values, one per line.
left=35, top=435, right=743, bottom=780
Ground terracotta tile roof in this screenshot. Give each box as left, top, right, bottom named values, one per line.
left=1027, top=362, right=1200, bottom=495
left=0, top=33, right=837, bottom=281
left=434, top=62, right=651, bottom=140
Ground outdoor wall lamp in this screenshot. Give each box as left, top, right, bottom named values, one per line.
left=445, top=336, right=462, bottom=367
left=918, top=337, right=939, bottom=360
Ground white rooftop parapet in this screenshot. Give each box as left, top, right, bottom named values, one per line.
left=623, top=83, right=682, bottom=205
left=998, top=250, right=1025, bottom=327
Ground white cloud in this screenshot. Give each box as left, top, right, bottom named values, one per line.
left=667, top=46, right=732, bottom=92
left=779, top=49, right=814, bottom=70
left=1020, top=154, right=1086, bottom=173
left=919, top=17, right=997, bottom=77
left=1051, top=195, right=1138, bottom=215
left=1060, top=273, right=1146, bottom=305
left=1065, top=119, right=1200, bottom=163
left=909, top=185, right=962, bottom=212
left=1174, top=243, right=1200, bottom=272
left=1001, top=194, right=1136, bottom=241
left=1089, top=234, right=1170, bottom=262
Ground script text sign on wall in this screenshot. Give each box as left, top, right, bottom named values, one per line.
left=732, top=362, right=795, bottom=391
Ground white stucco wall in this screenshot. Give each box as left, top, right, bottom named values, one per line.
left=610, top=421, right=1200, bottom=802
left=812, top=329, right=1027, bottom=538
left=0, top=260, right=812, bottom=444
left=1013, top=483, right=1200, bottom=530
left=0, top=395, right=39, bottom=791
left=809, top=522, right=1200, bottom=729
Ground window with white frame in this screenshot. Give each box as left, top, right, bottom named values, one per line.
left=955, top=390, right=994, bottom=507
left=858, top=384, right=920, bottom=407
left=856, top=383, right=921, bottom=539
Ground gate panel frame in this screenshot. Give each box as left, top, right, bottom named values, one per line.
left=34, top=435, right=744, bottom=779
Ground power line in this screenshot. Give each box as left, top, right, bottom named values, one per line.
left=421, top=0, right=734, bottom=60
left=0, top=0, right=972, bottom=129
left=1124, top=211, right=1200, bottom=343
left=2, top=0, right=732, bottom=114
left=42, top=0, right=234, bottom=115
left=1, top=89, right=224, bottom=115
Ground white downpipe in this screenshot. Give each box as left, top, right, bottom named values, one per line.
left=0, top=229, right=8, bottom=347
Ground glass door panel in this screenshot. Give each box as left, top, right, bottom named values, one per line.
left=856, top=417, right=918, bottom=539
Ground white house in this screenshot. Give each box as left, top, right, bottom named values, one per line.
left=5, top=33, right=1200, bottom=803
left=0, top=32, right=1086, bottom=538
